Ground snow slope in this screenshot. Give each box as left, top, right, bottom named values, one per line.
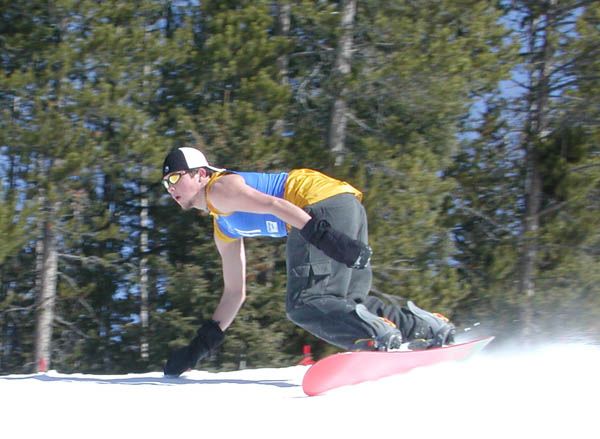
left=1, top=343, right=598, bottom=439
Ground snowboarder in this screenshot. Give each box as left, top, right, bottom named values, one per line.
left=161, top=147, right=455, bottom=376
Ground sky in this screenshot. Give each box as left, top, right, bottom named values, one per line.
left=1, top=341, right=598, bottom=439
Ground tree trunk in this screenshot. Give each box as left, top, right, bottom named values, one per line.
left=273, top=1, right=291, bottom=136
left=519, top=152, right=543, bottom=338
left=519, top=10, right=551, bottom=339
left=139, top=41, right=152, bottom=360
left=139, top=183, right=150, bottom=360
left=328, top=0, right=356, bottom=166
left=35, top=205, right=59, bottom=372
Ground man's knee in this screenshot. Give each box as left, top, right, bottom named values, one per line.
left=286, top=304, right=311, bottom=328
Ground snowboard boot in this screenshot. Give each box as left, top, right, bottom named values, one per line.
left=362, top=293, right=455, bottom=348
left=404, top=301, right=455, bottom=347
left=354, top=304, right=404, bottom=351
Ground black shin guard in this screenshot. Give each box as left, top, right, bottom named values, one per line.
left=299, top=217, right=372, bottom=269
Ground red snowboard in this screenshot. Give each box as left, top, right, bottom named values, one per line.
left=302, top=336, right=494, bottom=396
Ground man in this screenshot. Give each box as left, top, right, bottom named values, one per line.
left=161, top=147, right=455, bottom=376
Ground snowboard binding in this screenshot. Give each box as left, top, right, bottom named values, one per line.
left=355, top=295, right=456, bottom=351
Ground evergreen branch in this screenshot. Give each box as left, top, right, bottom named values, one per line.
left=57, top=271, right=78, bottom=290
left=538, top=201, right=568, bottom=218
left=288, top=50, right=321, bottom=58
left=316, top=41, right=335, bottom=52
left=77, top=297, right=103, bottom=327
left=346, top=111, right=378, bottom=133
left=508, top=76, right=532, bottom=92
left=296, top=64, right=322, bottom=108
left=547, top=46, right=600, bottom=79
left=58, top=253, right=136, bottom=272
left=570, top=163, right=600, bottom=173
left=379, top=266, right=419, bottom=272
left=364, top=163, right=408, bottom=178
left=547, top=78, right=584, bottom=94
left=58, top=253, right=113, bottom=267
left=56, top=272, right=104, bottom=327
left=372, top=268, right=413, bottom=286
left=553, top=0, right=598, bottom=22
left=452, top=197, right=514, bottom=235
left=574, top=75, right=600, bottom=83
left=0, top=305, right=35, bottom=316
left=54, top=314, right=90, bottom=339
left=374, top=258, right=419, bottom=272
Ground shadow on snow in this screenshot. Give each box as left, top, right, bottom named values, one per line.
left=0, top=373, right=299, bottom=388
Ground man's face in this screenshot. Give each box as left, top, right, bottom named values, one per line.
left=163, top=171, right=199, bottom=210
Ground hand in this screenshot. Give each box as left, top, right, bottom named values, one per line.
left=300, top=217, right=372, bottom=269
left=164, top=320, right=224, bottom=377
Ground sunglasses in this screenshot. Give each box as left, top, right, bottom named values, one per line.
left=162, top=171, right=187, bottom=190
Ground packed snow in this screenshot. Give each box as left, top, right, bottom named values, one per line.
left=1, top=342, right=598, bottom=439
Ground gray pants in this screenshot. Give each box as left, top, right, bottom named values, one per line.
left=285, top=194, right=384, bottom=350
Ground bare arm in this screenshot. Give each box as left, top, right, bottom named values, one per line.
left=212, top=236, right=246, bottom=331
left=209, top=174, right=311, bottom=332
left=208, top=174, right=312, bottom=229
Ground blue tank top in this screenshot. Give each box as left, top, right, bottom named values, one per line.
left=212, top=171, right=289, bottom=240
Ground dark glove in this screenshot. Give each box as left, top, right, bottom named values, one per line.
left=300, top=217, right=372, bottom=269
left=164, top=320, right=224, bottom=377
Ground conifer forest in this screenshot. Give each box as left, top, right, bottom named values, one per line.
left=1, top=1, right=599, bottom=374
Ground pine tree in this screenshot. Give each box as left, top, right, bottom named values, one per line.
left=150, top=0, right=302, bottom=369
left=343, top=0, right=513, bottom=315
left=449, top=1, right=600, bottom=341
left=447, top=101, right=523, bottom=336
left=0, top=0, right=106, bottom=371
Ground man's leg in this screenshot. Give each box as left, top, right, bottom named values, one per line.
left=286, top=193, right=455, bottom=348
left=286, top=194, right=399, bottom=351
left=332, top=198, right=432, bottom=344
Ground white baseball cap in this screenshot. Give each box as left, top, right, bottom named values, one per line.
left=162, top=147, right=225, bottom=177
